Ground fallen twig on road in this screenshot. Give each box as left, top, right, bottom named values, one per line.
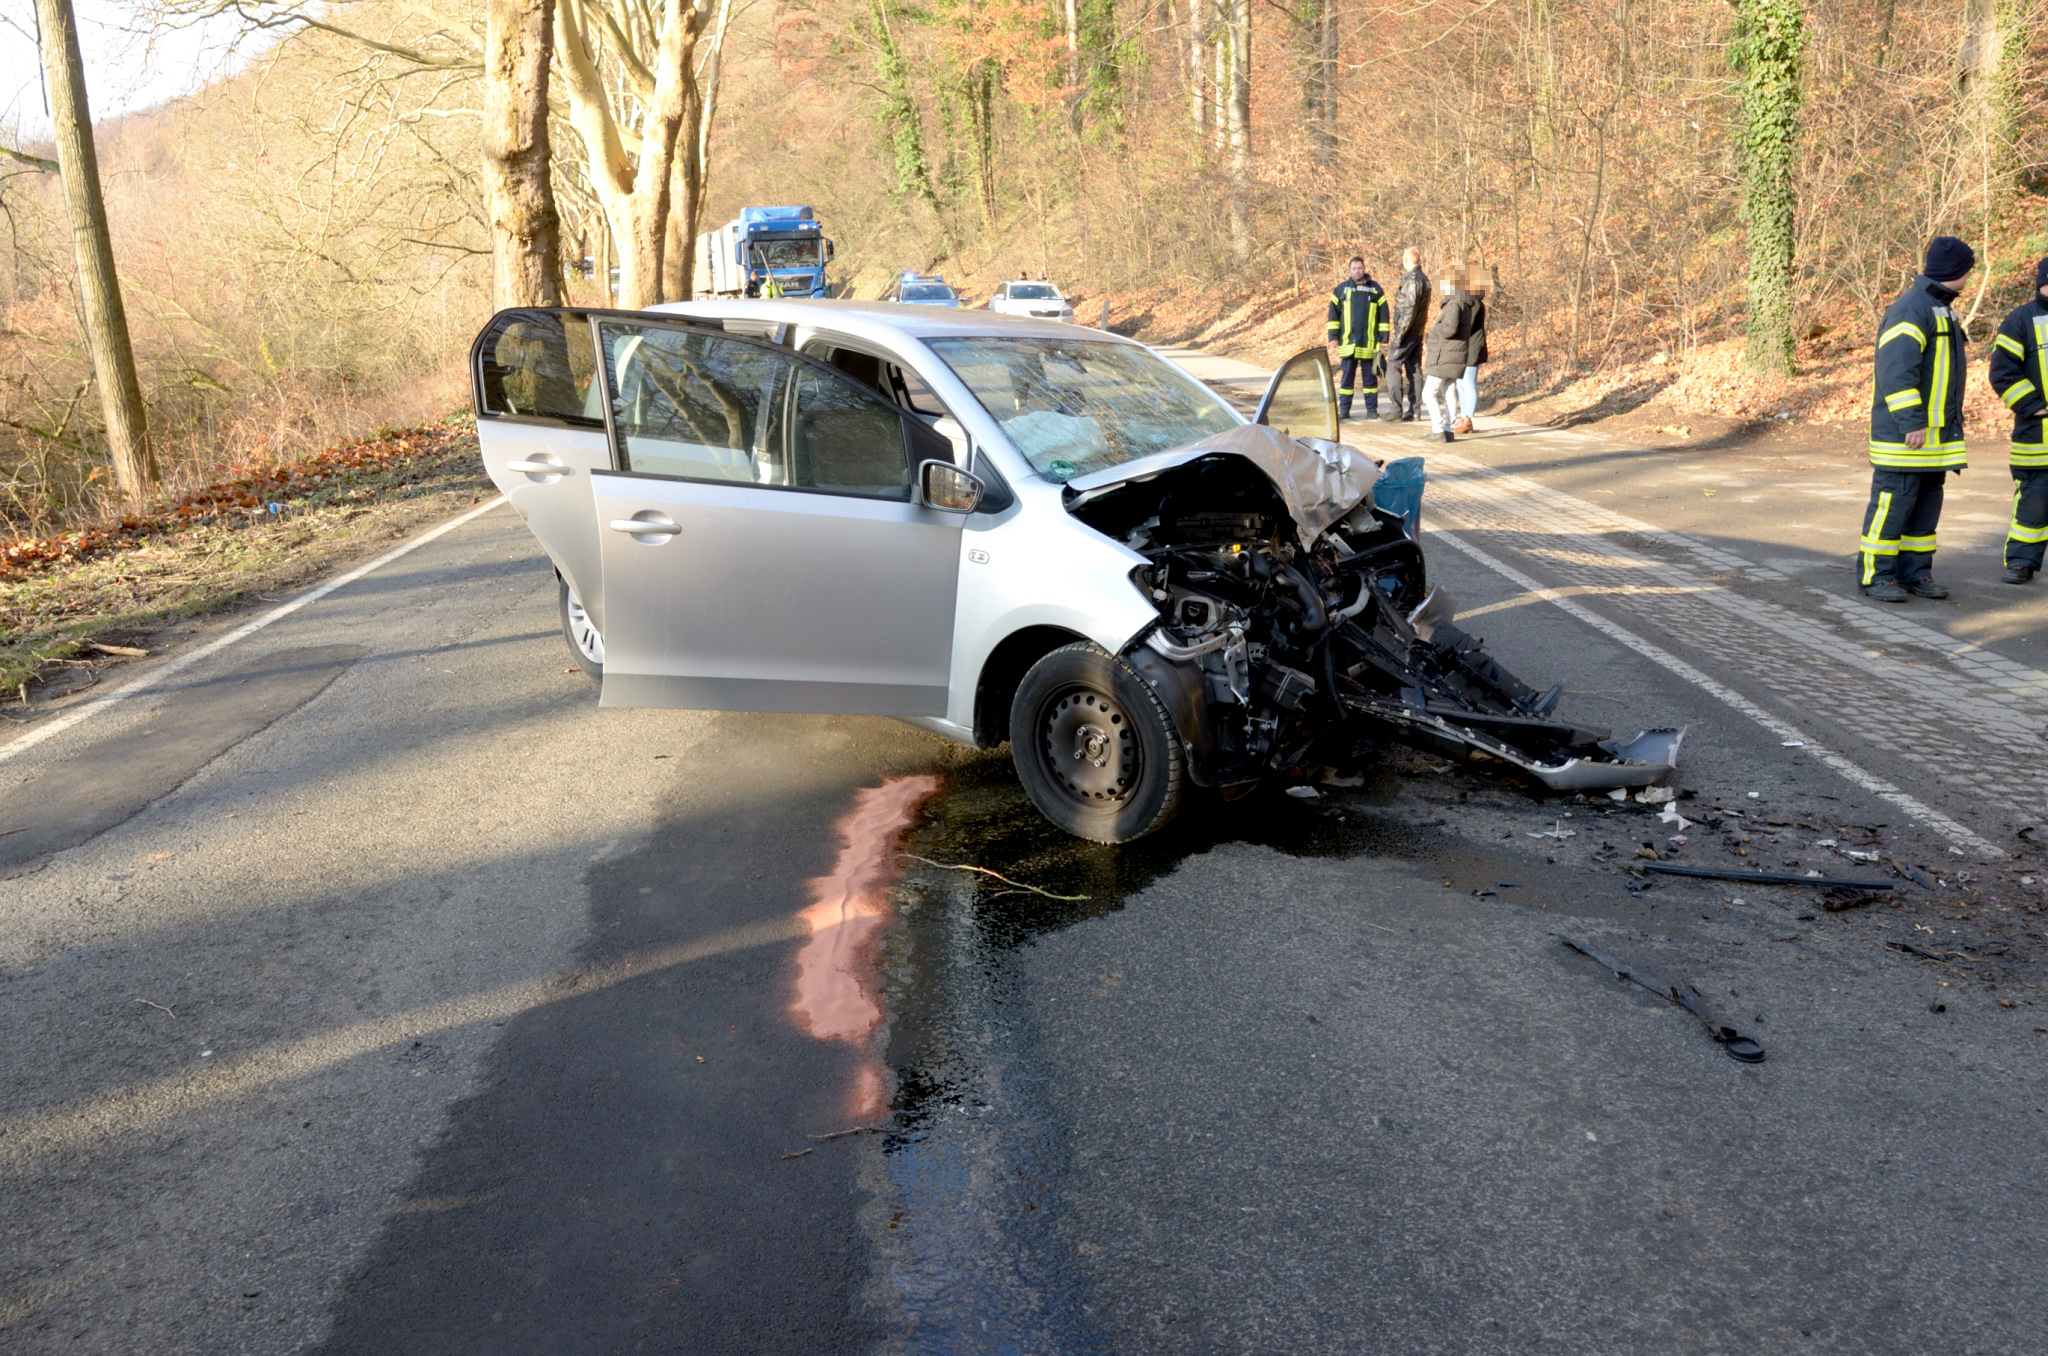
left=780, top=1148, right=814, bottom=1160
left=133, top=999, right=176, bottom=1019
left=807, top=1125, right=885, bottom=1141
left=899, top=855, right=1088, bottom=901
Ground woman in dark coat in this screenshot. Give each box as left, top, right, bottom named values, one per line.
left=1421, top=269, right=1479, bottom=442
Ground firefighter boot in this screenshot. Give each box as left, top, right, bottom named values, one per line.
left=1864, top=579, right=1909, bottom=603
left=1904, top=579, right=1949, bottom=599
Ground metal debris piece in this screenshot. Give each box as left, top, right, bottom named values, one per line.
left=1642, top=863, right=1894, bottom=890
left=1889, top=858, right=1936, bottom=890
left=1559, top=935, right=1766, bottom=1063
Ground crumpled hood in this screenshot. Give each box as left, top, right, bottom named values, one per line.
left=1061, top=424, right=1380, bottom=543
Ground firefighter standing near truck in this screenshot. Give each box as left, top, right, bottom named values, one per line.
left=1859, top=236, right=1976, bottom=603
left=1987, top=257, right=2048, bottom=584
left=1326, top=256, right=1390, bottom=421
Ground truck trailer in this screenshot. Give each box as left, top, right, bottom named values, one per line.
left=693, top=206, right=834, bottom=298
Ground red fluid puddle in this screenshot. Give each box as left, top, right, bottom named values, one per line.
left=791, top=775, right=941, bottom=1116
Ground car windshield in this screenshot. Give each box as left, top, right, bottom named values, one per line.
left=1007, top=283, right=1059, bottom=300
left=900, top=284, right=955, bottom=302
left=926, top=337, right=1240, bottom=481
left=750, top=237, right=821, bottom=267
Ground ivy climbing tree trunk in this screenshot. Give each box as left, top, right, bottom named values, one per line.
left=1731, top=0, right=1807, bottom=377
left=868, top=0, right=943, bottom=216
left=36, top=0, right=157, bottom=504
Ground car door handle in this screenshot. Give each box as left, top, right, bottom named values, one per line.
left=610, top=517, right=682, bottom=536
left=508, top=459, right=570, bottom=475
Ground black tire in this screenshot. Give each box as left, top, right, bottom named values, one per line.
left=558, top=576, right=604, bottom=681
left=1009, top=641, right=1185, bottom=843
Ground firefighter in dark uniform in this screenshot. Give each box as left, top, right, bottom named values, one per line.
left=1859, top=236, right=1975, bottom=603
left=1988, top=256, right=2048, bottom=584
left=1326, top=256, right=1389, bottom=421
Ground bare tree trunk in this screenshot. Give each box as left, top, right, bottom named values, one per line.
left=35, top=0, right=155, bottom=504
left=1186, top=0, right=1205, bottom=132
left=482, top=0, right=563, bottom=309
left=1065, top=0, right=1085, bottom=135
left=1225, top=0, right=1251, bottom=261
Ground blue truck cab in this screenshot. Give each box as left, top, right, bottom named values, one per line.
left=694, top=206, right=835, bottom=298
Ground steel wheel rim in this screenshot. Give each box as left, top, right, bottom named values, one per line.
left=566, top=590, right=605, bottom=665
left=1039, top=683, right=1138, bottom=804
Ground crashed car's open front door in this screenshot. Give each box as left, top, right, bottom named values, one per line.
left=472, top=308, right=614, bottom=628
left=589, top=316, right=964, bottom=715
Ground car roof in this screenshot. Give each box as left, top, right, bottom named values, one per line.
left=646, top=298, right=1135, bottom=346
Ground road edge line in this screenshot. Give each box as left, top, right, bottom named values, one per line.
left=0, top=496, right=509, bottom=768
left=1424, top=519, right=2001, bottom=857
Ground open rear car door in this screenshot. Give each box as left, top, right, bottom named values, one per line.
left=472, top=309, right=614, bottom=632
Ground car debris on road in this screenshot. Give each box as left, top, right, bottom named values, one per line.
left=1559, top=935, right=1767, bottom=1063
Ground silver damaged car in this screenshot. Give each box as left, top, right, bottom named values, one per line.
left=471, top=300, right=1681, bottom=842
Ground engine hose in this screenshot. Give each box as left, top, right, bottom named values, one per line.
left=1278, top=563, right=1328, bottom=632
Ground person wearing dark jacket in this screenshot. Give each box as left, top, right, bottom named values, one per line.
left=1421, top=269, right=1480, bottom=443
left=1988, top=256, right=2048, bottom=583
left=1453, top=281, right=1489, bottom=433
left=1385, top=248, right=1431, bottom=421
left=1858, top=236, right=1975, bottom=603
left=1325, top=256, right=1389, bottom=420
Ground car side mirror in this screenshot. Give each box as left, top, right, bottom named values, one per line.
left=919, top=459, right=985, bottom=513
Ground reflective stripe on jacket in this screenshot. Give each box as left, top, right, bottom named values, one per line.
left=1989, top=298, right=2048, bottom=468
left=1869, top=274, right=1968, bottom=470
left=1327, top=278, right=1389, bottom=358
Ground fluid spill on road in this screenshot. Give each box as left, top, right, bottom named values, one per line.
left=791, top=773, right=942, bottom=1117
left=858, top=753, right=1439, bottom=1352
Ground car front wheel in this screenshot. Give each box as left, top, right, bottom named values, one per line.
left=558, top=577, right=604, bottom=681
left=1010, top=642, right=1184, bottom=843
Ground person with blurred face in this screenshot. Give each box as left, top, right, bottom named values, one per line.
left=1454, top=271, right=1489, bottom=434
left=1421, top=267, right=1480, bottom=443
left=1987, top=257, right=2048, bottom=583
left=1326, top=255, right=1390, bottom=420
left=1858, top=235, right=1974, bottom=603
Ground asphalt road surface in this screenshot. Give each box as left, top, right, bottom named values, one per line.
left=1, top=376, right=2044, bottom=1354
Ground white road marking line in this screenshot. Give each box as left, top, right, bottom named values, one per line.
left=1425, top=521, right=2001, bottom=857
left=0, top=497, right=509, bottom=768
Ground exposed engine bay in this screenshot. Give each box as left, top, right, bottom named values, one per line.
left=1065, top=440, right=1682, bottom=794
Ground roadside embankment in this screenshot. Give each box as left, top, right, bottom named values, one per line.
left=0, top=417, right=489, bottom=709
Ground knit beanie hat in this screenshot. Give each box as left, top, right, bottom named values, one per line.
left=2036, top=256, right=2048, bottom=290
left=1924, top=236, right=1976, bottom=281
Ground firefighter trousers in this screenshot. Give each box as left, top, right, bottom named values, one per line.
left=1337, top=355, right=1379, bottom=418
left=2007, top=467, right=2048, bottom=572
left=1859, top=468, right=1945, bottom=586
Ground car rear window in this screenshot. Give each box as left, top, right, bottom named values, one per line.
left=925, top=338, right=1239, bottom=481
left=900, top=285, right=955, bottom=302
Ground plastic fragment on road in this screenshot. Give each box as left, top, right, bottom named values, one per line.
left=1558, top=935, right=1765, bottom=1062
left=1528, top=819, right=1577, bottom=839
left=1637, top=786, right=1676, bottom=805
left=1607, top=788, right=1628, bottom=802
left=1782, top=740, right=1805, bottom=748
left=1286, top=785, right=1320, bottom=799
left=1658, top=804, right=1691, bottom=832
